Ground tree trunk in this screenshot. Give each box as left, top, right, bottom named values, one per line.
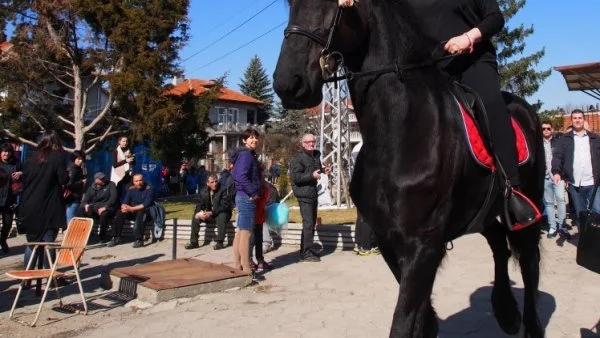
left=72, top=65, right=85, bottom=151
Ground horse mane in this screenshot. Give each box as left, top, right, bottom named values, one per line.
left=369, top=0, right=439, bottom=64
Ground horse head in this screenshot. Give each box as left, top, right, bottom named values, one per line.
left=273, top=0, right=368, bottom=109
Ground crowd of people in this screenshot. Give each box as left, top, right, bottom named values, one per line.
left=0, top=109, right=597, bottom=280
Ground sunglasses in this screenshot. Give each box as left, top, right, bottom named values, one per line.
left=303, top=140, right=316, bottom=144
left=542, top=127, right=552, bottom=131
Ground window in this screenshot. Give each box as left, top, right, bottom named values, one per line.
left=216, top=107, right=238, bottom=124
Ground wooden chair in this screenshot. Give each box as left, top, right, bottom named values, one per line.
left=5, top=217, right=94, bottom=326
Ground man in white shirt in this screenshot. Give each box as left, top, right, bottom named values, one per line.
left=552, top=109, right=600, bottom=236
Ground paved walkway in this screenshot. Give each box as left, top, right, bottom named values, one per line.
left=0, top=230, right=598, bottom=338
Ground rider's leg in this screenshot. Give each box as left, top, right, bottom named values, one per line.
left=461, top=61, right=540, bottom=228
left=461, top=62, right=519, bottom=185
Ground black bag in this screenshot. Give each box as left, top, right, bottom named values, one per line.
left=576, top=185, right=600, bottom=274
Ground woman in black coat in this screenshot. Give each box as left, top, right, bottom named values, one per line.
left=20, top=130, right=68, bottom=267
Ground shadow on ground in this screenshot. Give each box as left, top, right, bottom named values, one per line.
left=439, top=284, right=556, bottom=337
left=0, top=253, right=164, bottom=315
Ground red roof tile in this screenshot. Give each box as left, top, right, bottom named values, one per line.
left=165, top=79, right=264, bottom=105
left=0, top=42, right=12, bottom=52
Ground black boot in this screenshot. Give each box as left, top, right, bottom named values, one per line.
left=504, top=187, right=541, bottom=231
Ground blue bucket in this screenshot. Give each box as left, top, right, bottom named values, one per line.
left=266, top=203, right=289, bottom=229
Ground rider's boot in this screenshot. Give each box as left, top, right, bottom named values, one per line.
left=504, top=186, right=541, bottom=231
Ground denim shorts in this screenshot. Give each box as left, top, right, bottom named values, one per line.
left=235, top=194, right=256, bottom=231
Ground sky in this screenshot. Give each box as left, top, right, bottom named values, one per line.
left=180, top=0, right=600, bottom=112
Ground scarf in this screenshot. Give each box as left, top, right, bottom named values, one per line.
left=110, top=146, right=130, bottom=184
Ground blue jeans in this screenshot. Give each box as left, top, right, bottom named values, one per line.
left=543, top=178, right=566, bottom=231
left=235, top=194, right=256, bottom=231
left=24, top=228, right=58, bottom=269
left=566, top=184, right=600, bottom=231
left=66, top=201, right=79, bottom=226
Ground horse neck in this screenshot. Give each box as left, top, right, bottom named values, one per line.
left=346, top=1, right=455, bottom=150
left=347, top=1, right=433, bottom=121
left=348, top=0, right=432, bottom=70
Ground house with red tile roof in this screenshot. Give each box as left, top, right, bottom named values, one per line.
left=166, top=77, right=265, bottom=171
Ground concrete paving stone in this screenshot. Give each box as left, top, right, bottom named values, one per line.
left=2, top=231, right=598, bottom=338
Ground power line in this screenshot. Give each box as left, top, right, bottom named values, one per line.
left=202, top=0, right=267, bottom=36
left=182, top=0, right=279, bottom=63
left=188, top=20, right=287, bottom=75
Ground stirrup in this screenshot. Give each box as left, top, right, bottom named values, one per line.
left=504, top=188, right=541, bottom=231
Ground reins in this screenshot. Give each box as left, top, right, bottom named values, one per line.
left=323, top=53, right=458, bottom=83
left=283, top=6, right=461, bottom=83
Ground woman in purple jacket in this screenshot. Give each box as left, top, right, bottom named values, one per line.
left=230, top=128, right=261, bottom=276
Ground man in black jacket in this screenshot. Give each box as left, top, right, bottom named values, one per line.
left=552, top=109, right=600, bottom=234
left=185, top=174, right=232, bottom=250
left=78, top=172, right=117, bottom=242
left=291, top=133, right=331, bottom=262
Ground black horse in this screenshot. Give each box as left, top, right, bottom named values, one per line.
left=274, top=1, right=544, bottom=337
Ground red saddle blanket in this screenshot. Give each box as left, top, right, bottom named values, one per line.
left=458, top=100, right=529, bottom=171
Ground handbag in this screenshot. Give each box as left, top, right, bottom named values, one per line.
left=576, top=185, right=600, bottom=274
left=10, top=180, right=24, bottom=194
left=62, top=186, right=72, bottom=199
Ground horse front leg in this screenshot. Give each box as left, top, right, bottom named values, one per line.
left=388, top=235, right=445, bottom=338
left=482, top=222, right=522, bottom=334
left=509, top=226, right=544, bottom=338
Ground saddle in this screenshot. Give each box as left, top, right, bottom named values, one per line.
left=453, top=85, right=529, bottom=170
left=451, top=83, right=540, bottom=231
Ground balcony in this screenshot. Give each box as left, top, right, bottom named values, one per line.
left=209, top=122, right=264, bottom=135
left=350, top=131, right=362, bottom=143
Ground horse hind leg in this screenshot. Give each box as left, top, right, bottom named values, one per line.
left=482, top=222, right=522, bottom=335
left=388, top=239, right=445, bottom=338
left=507, top=225, right=544, bottom=338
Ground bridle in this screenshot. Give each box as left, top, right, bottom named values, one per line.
left=284, top=7, right=345, bottom=80
left=283, top=5, right=460, bottom=83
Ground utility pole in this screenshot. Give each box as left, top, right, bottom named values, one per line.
left=319, top=69, right=353, bottom=208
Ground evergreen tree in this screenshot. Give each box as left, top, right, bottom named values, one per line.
left=239, top=55, right=273, bottom=124
left=494, top=0, right=551, bottom=98
left=0, top=0, right=189, bottom=152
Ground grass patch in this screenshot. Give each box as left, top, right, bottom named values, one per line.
left=163, top=201, right=357, bottom=225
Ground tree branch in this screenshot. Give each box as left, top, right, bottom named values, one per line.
left=117, top=116, right=133, bottom=124
left=45, top=21, right=74, bottom=61
left=58, top=115, right=75, bottom=127
left=87, top=126, right=120, bottom=144
left=85, top=126, right=122, bottom=153
left=2, top=129, right=38, bottom=147
left=83, top=93, right=113, bottom=133
left=84, top=75, right=100, bottom=93
left=62, top=129, right=75, bottom=137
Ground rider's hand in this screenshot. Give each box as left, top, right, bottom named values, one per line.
left=444, top=34, right=472, bottom=55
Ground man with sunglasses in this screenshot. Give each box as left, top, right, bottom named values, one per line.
left=542, top=121, right=568, bottom=238
left=291, top=133, right=331, bottom=262
left=552, top=109, right=600, bottom=237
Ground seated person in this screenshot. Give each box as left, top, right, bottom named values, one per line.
left=109, top=173, right=154, bottom=248
left=185, top=174, right=233, bottom=250
left=78, top=172, right=117, bottom=242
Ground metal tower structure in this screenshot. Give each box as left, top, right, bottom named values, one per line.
left=319, top=70, right=353, bottom=208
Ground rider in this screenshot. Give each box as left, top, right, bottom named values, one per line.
left=340, top=0, right=540, bottom=229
